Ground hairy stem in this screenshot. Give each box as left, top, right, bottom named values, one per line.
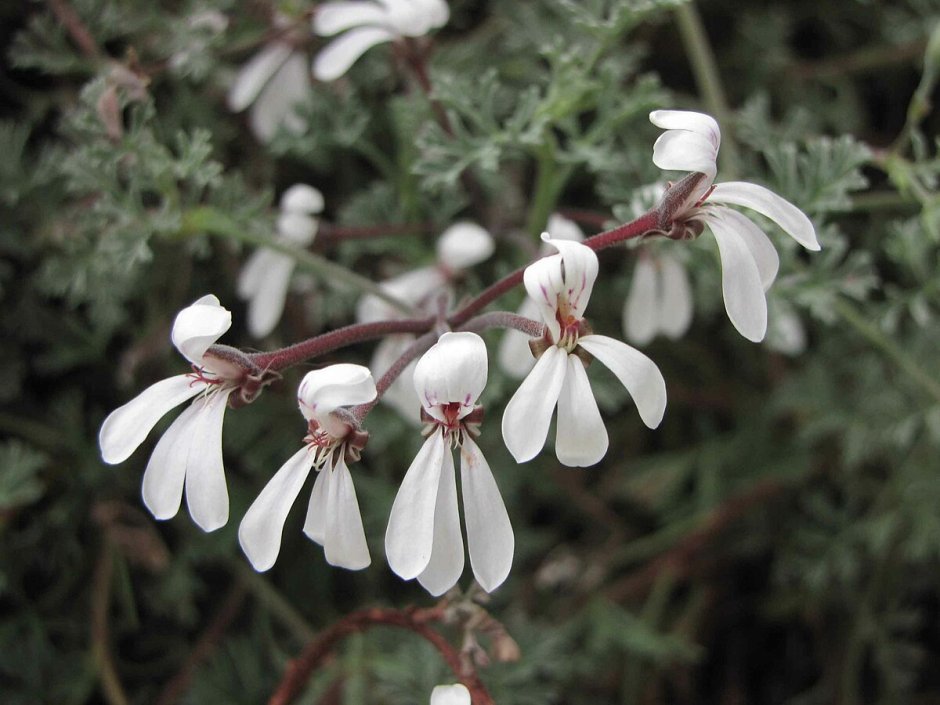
left=459, top=311, right=544, bottom=337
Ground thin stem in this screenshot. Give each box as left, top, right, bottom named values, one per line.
left=834, top=298, right=940, bottom=404
left=268, top=607, right=494, bottom=705
left=674, top=2, right=740, bottom=178
left=525, top=139, right=573, bottom=236
left=181, top=207, right=415, bottom=315
left=91, top=545, right=130, bottom=705
left=459, top=311, right=544, bottom=337
left=47, top=0, right=101, bottom=60
left=249, top=317, right=435, bottom=372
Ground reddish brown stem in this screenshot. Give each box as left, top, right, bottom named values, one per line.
left=317, top=221, right=437, bottom=245
left=47, top=0, right=101, bottom=59
left=352, top=329, right=440, bottom=421
left=268, top=607, right=494, bottom=705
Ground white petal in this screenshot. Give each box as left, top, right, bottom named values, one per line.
left=238, top=446, right=314, bottom=572
left=99, top=374, right=202, bottom=464
left=501, top=345, right=567, bottom=463
left=436, top=222, right=494, bottom=271
left=314, top=2, right=390, bottom=36
left=649, top=110, right=721, bottom=148
left=171, top=295, right=232, bottom=367
left=237, top=248, right=274, bottom=299
left=141, top=399, right=201, bottom=521
left=385, top=431, right=446, bottom=580
left=313, top=26, right=396, bottom=82
left=243, top=251, right=295, bottom=338
left=704, top=211, right=768, bottom=342
left=577, top=335, right=667, bottom=429
left=277, top=212, right=318, bottom=245
left=651, top=130, right=718, bottom=180
left=542, top=234, right=599, bottom=321
left=381, top=366, right=423, bottom=423
left=298, top=364, right=377, bottom=422
left=430, top=684, right=471, bottom=705
left=545, top=213, right=585, bottom=243
left=658, top=253, right=694, bottom=339
left=280, top=184, right=325, bottom=215
left=712, top=207, right=779, bottom=289
left=324, top=455, right=371, bottom=570
left=766, top=300, right=806, bottom=356
left=356, top=266, right=446, bottom=322
left=623, top=255, right=659, bottom=346
left=417, top=447, right=464, bottom=596
left=523, top=236, right=598, bottom=340
left=249, top=52, right=309, bottom=142
left=554, top=355, right=608, bottom=467
left=709, top=181, right=820, bottom=251
left=303, top=466, right=330, bottom=544
left=183, top=388, right=233, bottom=532
left=227, top=43, right=292, bottom=112
left=414, top=332, right=488, bottom=422
left=460, top=437, right=513, bottom=592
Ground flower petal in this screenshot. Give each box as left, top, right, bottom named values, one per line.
left=183, top=388, right=233, bottom=532
left=314, top=1, right=390, bottom=36
left=501, top=345, right=567, bottom=463
left=249, top=51, right=309, bottom=142
left=141, top=398, right=201, bottom=521
left=324, top=455, right=371, bottom=570
left=555, top=354, right=608, bottom=467
left=712, top=207, right=779, bottom=289
left=414, top=332, right=488, bottom=421
left=460, top=437, right=513, bottom=592
left=227, top=42, right=292, bottom=112
left=298, top=364, right=377, bottom=424
left=658, top=253, right=694, bottom=340
left=280, top=184, right=325, bottom=215
left=417, top=447, right=464, bottom=596
left=277, top=212, right=318, bottom=245
left=385, top=431, right=446, bottom=580
left=302, top=466, right=330, bottom=544
left=238, top=446, right=313, bottom=571
left=651, top=130, right=718, bottom=180
left=704, top=210, right=768, bottom=342
left=242, top=251, right=295, bottom=338
left=171, top=295, right=232, bottom=367
left=623, top=254, right=659, bottom=346
left=545, top=212, right=585, bottom=244
left=356, top=266, right=447, bottom=323
left=649, top=110, right=721, bottom=149
left=709, top=181, right=820, bottom=251
left=430, top=684, right=471, bottom=705
left=542, top=234, right=599, bottom=320
left=436, top=222, right=494, bottom=271
left=312, top=26, right=396, bottom=82
left=577, top=335, right=667, bottom=429
left=99, top=374, right=202, bottom=464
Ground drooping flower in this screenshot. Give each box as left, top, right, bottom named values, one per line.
left=623, top=248, right=693, bottom=346
left=239, top=365, right=377, bottom=571
left=498, top=213, right=584, bottom=379
left=99, top=295, right=253, bottom=531
left=430, top=684, right=471, bottom=705
left=312, top=0, right=449, bottom=82
left=501, top=236, right=667, bottom=468
left=238, top=184, right=325, bottom=338
left=357, top=222, right=494, bottom=422
left=385, top=332, right=513, bottom=596
left=227, top=17, right=309, bottom=142
left=650, top=109, right=820, bottom=342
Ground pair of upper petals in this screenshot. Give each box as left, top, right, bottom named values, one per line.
left=313, top=0, right=449, bottom=81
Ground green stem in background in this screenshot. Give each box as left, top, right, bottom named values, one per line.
left=180, top=207, right=415, bottom=315
left=525, top=139, right=573, bottom=236
left=674, top=1, right=741, bottom=178
left=833, top=298, right=940, bottom=405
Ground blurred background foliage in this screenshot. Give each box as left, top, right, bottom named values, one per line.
left=2, top=0, right=940, bottom=703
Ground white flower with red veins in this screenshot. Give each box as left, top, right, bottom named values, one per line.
left=650, top=109, right=820, bottom=342
left=385, top=332, right=513, bottom=596
left=99, top=295, right=255, bottom=532
left=239, top=365, right=376, bottom=571
left=501, top=235, right=667, bottom=468
left=313, top=0, right=449, bottom=82
left=238, top=184, right=325, bottom=338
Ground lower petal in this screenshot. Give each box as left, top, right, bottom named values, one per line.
left=142, top=399, right=202, bottom=521
left=183, top=388, right=233, bottom=532
left=460, top=437, right=513, bottom=592
left=555, top=355, right=608, bottom=467
left=577, top=335, right=667, bottom=429
left=501, top=346, right=567, bottom=463
left=303, top=464, right=330, bottom=544
left=623, top=255, right=659, bottom=346
left=324, top=456, right=371, bottom=570
left=238, top=446, right=313, bottom=572
left=417, top=447, right=464, bottom=596
left=658, top=254, right=694, bottom=340
left=313, top=27, right=395, bottom=82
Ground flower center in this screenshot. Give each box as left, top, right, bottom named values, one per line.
left=554, top=297, right=582, bottom=352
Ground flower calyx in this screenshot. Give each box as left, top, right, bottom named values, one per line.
left=420, top=403, right=484, bottom=444
left=203, top=343, right=281, bottom=409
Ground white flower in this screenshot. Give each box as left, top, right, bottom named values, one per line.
left=650, top=109, right=820, bottom=342
left=501, top=236, right=667, bottom=467
left=358, top=222, right=494, bottom=422
left=498, top=213, right=584, bottom=379
left=238, top=184, right=325, bottom=338
left=228, top=23, right=309, bottom=142
left=312, top=0, right=449, bottom=82
left=623, top=248, right=693, bottom=346
left=430, top=684, right=470, bottom=705
left=99, top=295, right=241, bottom=532
left=385, top=332, right=513, bottom=596
left=239, top=364, right=377, bottom=571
